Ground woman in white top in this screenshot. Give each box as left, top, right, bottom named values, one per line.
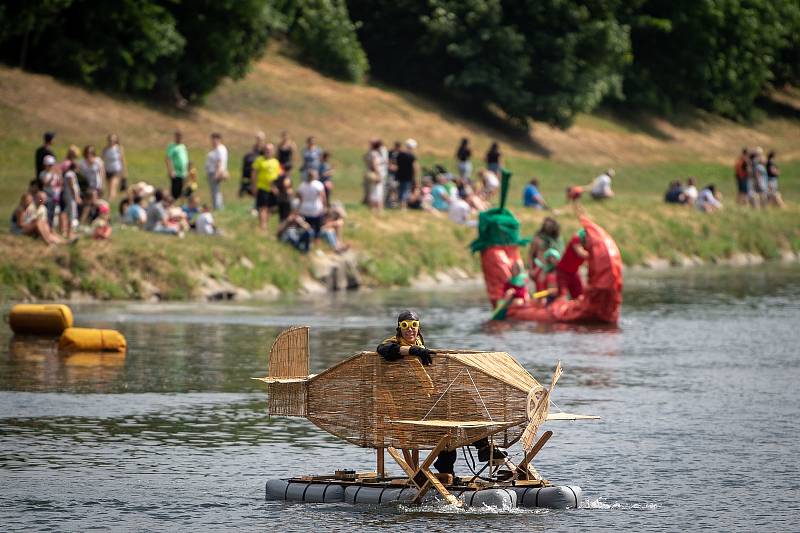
left=297, top=169, right=327, bottom=236
left=683, top=177, right=698, bottom=205
left=78, top=145, right=106, bottom=196
left=205, top=132, right=228, bottom=210
left=364, top=140, right=384, bottom=211
left=102, top=133, right=127, bottom=201
left=695, top=184, right=722, bottom=213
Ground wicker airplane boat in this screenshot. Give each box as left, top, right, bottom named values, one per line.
left=256, top=327, right=598, bottom=508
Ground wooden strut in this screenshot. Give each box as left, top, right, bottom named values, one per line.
left=376, top=447, right=385, bottom=479
left=387, top=434, right=462, bottom=507
left=516, top=430, right=552, bottom=480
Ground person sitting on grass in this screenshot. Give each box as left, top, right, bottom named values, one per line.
left=182, top=195, right=201, bottom=228
left=695, top=184, right=723, bottom=213
left=145, top=189, right=182, bottom=236
left=431, top=173, right=451, bottom=211
left=319, top=205, right=349, bottom=253
left=556, top=228, right=589, bottom=299
left=23, top=191, right=65, bottom=245
left=10, top=193, right=33, bottom=235
left=664, top=180, right=686, bottom=204
left=80, top=189, right=108, bottom=226
left=91, top=203, right=112, bottom=240
left=124, top=195, right=147, bottom=227
left=195, top=204, right=217, bottom=235
left=448, top=192, right=477, bottom=226
left=589, top=168, right=615, bottom=200
left=523, top=178, right=548, bottom=209
left=277, top=201, right=313, bottom=253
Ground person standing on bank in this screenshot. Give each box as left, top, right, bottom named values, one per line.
left=486, top=142, right=502, bottom=174
left=301, top=136, right=322, bottom=180
left=395, top=139, right=419, bottom=209
left=205, top=132, right=228, bottom=210
left=376, top=310, right=507, bottom=476
left=35, top=131, right=56, bottom=181
left=240, top=131, right=265, bottom=198
left=102, top=133, right=127, bottom=201
left=277, top=130, right=296, bottom=174
left=456, top=138, right=472, bottom=180
left=166, top=130, right=189, bottom=202
left=251, top=143, right=281, bottom=231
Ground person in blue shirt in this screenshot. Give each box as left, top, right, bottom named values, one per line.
left=523, top=178, right=548, bottom=209
left=431, top=173, right=451, bottom=211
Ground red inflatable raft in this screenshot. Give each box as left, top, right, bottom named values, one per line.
left=481, top=215, right=623, bottom=324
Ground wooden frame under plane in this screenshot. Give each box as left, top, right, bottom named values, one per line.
left=387, top=434, right=462, bottom=507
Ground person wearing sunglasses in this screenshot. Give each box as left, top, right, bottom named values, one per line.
left=376, top=310, right=507, bottom=475
left=376, top=309, right=435, bottom=365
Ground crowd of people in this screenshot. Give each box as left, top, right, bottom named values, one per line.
left=14, top=130, right=789, bottom=254
left=356, top=137, right=504, bottom=227
left=732, top=146, right=784, bottom=208
left=663, top=147, right=785, bottom=213
left=15, top=131, right=220, bottom=244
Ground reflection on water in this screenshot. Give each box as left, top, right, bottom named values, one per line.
left=1, top=265, right=799, bottom=531
left=8, top=337, right=126, bottom=393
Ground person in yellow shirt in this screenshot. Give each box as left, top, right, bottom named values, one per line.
left=251, top=143, right=281, bottom=231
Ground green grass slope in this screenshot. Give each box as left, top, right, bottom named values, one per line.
left=1, top=53, right=798, bottom=301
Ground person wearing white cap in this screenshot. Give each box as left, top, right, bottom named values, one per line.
left=394, top=138, right=419, bottom=208
left=590, top=168, right=615, bottom=200
left=38, top=154, right=63, bottom=227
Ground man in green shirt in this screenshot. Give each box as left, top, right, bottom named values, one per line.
left=251, top=143, right=281, bottom=231
left=165, top=130, right=189, bottom=200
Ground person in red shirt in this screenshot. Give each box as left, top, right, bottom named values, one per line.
left=734, top=147, right=751, bottom=205
left=556, top=229, right=589, bottom=299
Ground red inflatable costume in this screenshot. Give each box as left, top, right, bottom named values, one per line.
left=481, top=215, right=622, bottom=324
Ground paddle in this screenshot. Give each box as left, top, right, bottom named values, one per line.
left=490, top=288, right=555, bottom=320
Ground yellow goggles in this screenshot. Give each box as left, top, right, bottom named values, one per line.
left=398, top=320, right=420, bottom=330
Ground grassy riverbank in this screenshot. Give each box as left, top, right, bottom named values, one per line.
left=1, top=53, right=798, bottom=301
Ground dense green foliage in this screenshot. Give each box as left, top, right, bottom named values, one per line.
left=348, top=0, right=629, bottom=128
left=288, top=0, right=368, bottom=82
left=0, top=0, right=276, bottom=102
left=0, top=0, right=798, bottom=122
left=619, top=0, right=800, bottom=119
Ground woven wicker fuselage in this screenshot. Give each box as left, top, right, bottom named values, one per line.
left=295, top=350, right=545, bottom=451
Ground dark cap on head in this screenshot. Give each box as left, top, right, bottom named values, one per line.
left=397, top=309, right=420, bottom=323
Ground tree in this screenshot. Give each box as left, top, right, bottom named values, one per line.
left=158, top=0, right=278, bottom=102
left=289, top=0, right=368, bottom=82
left=619, top=0, right=796, bottom=119
left=0, top=0, right=276, bottom=103
left=348, top=0, right=630, bottom=128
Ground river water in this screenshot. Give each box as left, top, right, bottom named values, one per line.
left=1, top=266, right=799, bottom=531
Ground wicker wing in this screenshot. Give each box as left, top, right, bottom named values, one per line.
left=305, top=351, right=541, bottom=450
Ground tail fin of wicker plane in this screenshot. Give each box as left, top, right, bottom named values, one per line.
left=252, top=325, right=314, bottom=416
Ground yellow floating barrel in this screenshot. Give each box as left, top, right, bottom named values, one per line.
left=9, top=304, right=74, bottom=335
left=58, top=327, right=127, bottom=353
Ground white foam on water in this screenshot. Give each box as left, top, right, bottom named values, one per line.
left=398, top=500, right=551, bottom=515
left=583, top=497, right=660, bottom=510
